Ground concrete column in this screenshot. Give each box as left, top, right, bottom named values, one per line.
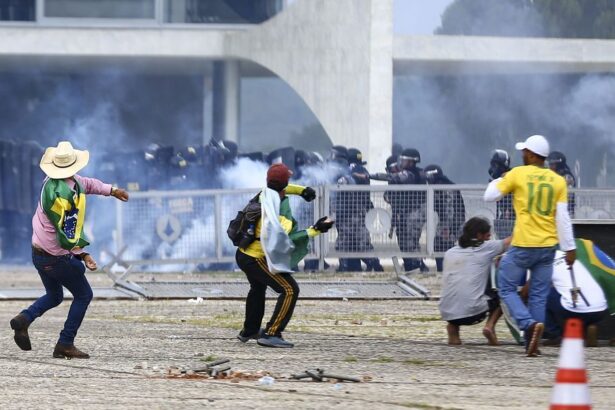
left=226, top=0, right=394, bottom=170
left=202, top=69, right=214, bottom=145
left=211, top=60, right=240, bottom=144
left=224, top=60, right=240, bottom=144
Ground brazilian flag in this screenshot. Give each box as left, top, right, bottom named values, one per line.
left=576, top=239, right=615, bottom=314
left=41, top=178, right=89, bottom=251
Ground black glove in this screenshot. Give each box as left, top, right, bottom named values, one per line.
left=313, top=216, right=334, bottom=233
left=300, top=186, right=316, bottom=202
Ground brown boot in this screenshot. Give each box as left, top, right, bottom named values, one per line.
left=10, top=313, right=31, bottom=351
left=585, top=325, right=598, bottom=348
left=53, top=343, right=90, bottom=359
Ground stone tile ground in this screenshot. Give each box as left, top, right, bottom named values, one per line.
left=0, top=271, right=613, bottom=409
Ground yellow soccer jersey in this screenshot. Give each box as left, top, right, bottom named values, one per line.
left=497, top=165, right=568, bottom=247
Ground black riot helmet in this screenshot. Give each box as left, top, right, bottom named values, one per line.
left=295, top=149, right=308, bottom=168
left=399, top=148, right=420, bottom=170
left=329, top=145, right=348, bottom=161
left=347, top=148, right=367, bottom=165
left=547, top=151, right=567, bottom=172
left=488, top=149, right=510, bottom=179
left=144, top=143, right=161, bottom=162
left=386, top=155, right=398, bottom=173
left=424, top=164, right=443, bottom=184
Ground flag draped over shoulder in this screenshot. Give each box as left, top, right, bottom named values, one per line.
left=576, top=239, right=615, bottom=314
left=41, top=178, right=89, bottom=251
left=260, top=188, right=310, bottom=273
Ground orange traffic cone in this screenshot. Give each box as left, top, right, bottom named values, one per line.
left=550, top=318, right=592, bottom=410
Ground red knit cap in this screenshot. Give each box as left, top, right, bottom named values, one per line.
left=267, top=163, right=293, bottom=185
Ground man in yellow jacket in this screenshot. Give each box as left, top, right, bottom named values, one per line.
left=236, top=163, right=334, bottom=348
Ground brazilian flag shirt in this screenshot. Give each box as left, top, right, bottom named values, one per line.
left=497, top=165, right=568, bottom=247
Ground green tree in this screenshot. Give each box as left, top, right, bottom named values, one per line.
left=437, top=0, right=615, bottom=39
left=534, top=0, right=615, bottom=38
left=436, top=0, right=542, bottom=36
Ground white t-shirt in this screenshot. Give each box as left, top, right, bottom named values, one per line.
left=552, top=251, right=607, bottom=314
left=439, top=240, right=505, bottom=321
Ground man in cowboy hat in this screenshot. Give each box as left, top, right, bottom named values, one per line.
left=9, top=141, right=129, bottom=359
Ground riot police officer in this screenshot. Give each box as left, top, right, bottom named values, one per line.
left=488, top=149, right=514, bottom=240
left=337, top=148, right=384, bottom=272
left=424, top=164, right=466, bottom=272
left=386, top=148, right=427, bottom=272
left=328, top=146, right=358, bottom=271
left=547, top=151, right=576, bottom=217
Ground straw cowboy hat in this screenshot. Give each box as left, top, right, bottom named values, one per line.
left=40, top=141, right=90, bottom=179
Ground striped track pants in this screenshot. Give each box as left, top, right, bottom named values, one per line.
left=236, top=250, right=300, bottom=337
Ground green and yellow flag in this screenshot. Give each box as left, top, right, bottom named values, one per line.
left=576, top=238, right=615, bottom=314
left=41, top=178, right=89, bottom=251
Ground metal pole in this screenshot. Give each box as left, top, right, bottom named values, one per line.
left=214, top=193, right=223, bottom=261
left=318, top=185, right=329, bottom=271
left=425, top=185, right=435, bottom=256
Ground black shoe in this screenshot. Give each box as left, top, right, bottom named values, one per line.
left=257, top=335, right=294, bottom=348
left=53, top=343, right=90, bottom=359
left=542, top=337, right=562, bottom=347
left=525, top=322, right=544, bottom=357
left=237, top=329, right=264, bottom=343
left=10, top=313, right=31, bottom=351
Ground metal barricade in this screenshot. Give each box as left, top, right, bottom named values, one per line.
left=100, top=185, right=615, bottom=270
left=112, top=188, right=319, bottom=268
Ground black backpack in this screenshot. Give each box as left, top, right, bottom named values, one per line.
left=227, top=194, right=261, bottom=248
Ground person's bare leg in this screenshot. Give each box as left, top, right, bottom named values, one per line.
left=447, top=323, right=462, bottom=345
left=482, top=307, right=503, bottom=346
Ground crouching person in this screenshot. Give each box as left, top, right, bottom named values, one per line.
left=236, top=163, right=333, bottom=348
left=439, top=217, right=511, bottom=345
left=544, top=240, right=611, bottom=347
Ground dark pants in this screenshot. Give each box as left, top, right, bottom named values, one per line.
left=236, top=250, right=299, bottom=337
left=447, top=297, right=499, bottom=327
left=545, top=288, right=608, bottom=339
left=396, top=207, right=426, bottom=271
left=22, top=251, right=93, bottom=345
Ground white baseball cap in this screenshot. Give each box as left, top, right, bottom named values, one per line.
left=515, top=135, right=550, bottom=158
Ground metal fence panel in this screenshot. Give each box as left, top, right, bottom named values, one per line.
left=114, top=188, right=318, bottom=267
left=102, top=185, right=615, bottom=269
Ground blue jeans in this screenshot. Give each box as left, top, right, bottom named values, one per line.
left=498, top=246, right=556, bottom=331
left=22, top=251, right=93, bottom=345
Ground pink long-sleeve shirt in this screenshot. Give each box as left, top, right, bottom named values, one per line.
left=32, top=175, right=113, bottom=256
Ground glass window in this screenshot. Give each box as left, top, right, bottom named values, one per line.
left=45, top=0, right=155, bottom=19
left=0, top=0, right=35, bottom=21
left=165, top=0, right=282, bottom=24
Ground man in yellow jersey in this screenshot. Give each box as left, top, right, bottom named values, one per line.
left=484, top=135, right=576, bottom=357
left=236, top=163, right=334, bottom=348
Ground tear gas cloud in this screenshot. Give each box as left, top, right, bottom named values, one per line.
left=394, top=73, right=615, bottom=186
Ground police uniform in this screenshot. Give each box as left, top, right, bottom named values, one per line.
left=547, top=151, right=577, bottom=217
left=385, top=149, right=427, bottom=272
left=488, top=150, right=515, bottom=240
left=336, top=149, right=383, bottom=272
left=425, top=165, right=466, bottom=272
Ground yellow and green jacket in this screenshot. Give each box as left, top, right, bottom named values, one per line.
left=240, top=184, right=319, bottom=266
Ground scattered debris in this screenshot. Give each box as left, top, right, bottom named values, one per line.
left=258, top=376, right=275, bottom=386
left=291, top=369, right=361, bottom=383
